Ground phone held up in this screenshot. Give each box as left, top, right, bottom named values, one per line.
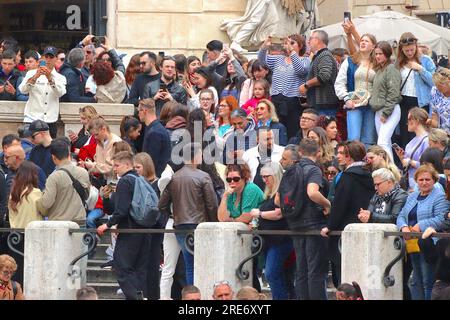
left=392, top=143, right=402, bottom=152
left=344, top=11, right=351, bottom=23
left=39, top=60, right=47, bottom=67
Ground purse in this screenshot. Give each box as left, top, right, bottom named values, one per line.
left=405, top=227, right=420, bottom=254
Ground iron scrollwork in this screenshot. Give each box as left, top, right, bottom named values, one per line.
left=383, top=237, right=405, bottom=287
left=7, top=231, right=24, bottom=257
left=236, top=234, right=263, bottom=280
left=68, top=232, right=98, bottom=279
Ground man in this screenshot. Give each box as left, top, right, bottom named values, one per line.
left=138, top=98, right=171, bottom=177
left=0, top=49, right=21, bottom=101
left=55, top=50, right=65, bottom=72
left=19, top=46, right=67, bottom=138
left=212, top=281, right=233, bottom=300
left=80, top=117, right=122, bottom=183
left=288, top=108, right=319, bottom=145
left=17, top=124, right=34, bottom=159
left=299, top=30, right=339, bottom=117
left=181, top=285, right=201, bottom=300
left=159, top=143, right=218, bottom=285
left=37, top=139, right=90, bottom=223
left=222, top=108, right=257, bottom=164
left=279, top=144, right=300, bottom=170
left=127, top=51, right=160, bottom=107
left=4, top=145, right=46, bottom=196
left=206, top=40, right=226, bottom=91
left=287, top=138, right=331, bottom=300
left=59, top=48, right=96, bottom=103
left=17, top=50, right=40, bottom=101
left=97, top=151, right=151, bottom=300
left=142, top=56, right=187, bottom=116
left=242, top=126, right=285, bottom=190
left=82, top=44, right=96, bottom=79
left=320, top=141, right=375, bottom=284
left=0, top=134, right=21, bottom=174
left=28, top=120, right=57, bottom=177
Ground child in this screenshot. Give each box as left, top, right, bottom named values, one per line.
left=241, top=79, right=270, bottom=120
left=336, top=282, right=364, bottom=300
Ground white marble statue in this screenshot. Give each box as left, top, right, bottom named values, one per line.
left=220, top=0, right=310, bottom=52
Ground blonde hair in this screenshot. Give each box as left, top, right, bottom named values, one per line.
left=408, top=107, right=429, bottom=128
left=88, top=116, right=110, bottom=132
left=432, top=68, right=450, bottom=87
left=260, top=162, right=284, bottom=199
left=257, top=99, right=279, bottom=122
left=367, top=145, right=402, bottom=182
left=429, top=128, right=449, bottom=147
left=236, top=286, right=267, bottom=300
left=79, top=105, right=98, bottom=121
left=0, top=254, right=17, bottom=272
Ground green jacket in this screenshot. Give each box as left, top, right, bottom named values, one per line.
left=369, top=64, right=402, bottom=118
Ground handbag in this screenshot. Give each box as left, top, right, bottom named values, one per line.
left=405, top=227, right=420, bottom=254
left=347, top=66, right=371, bottom=107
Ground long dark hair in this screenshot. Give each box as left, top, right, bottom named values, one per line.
left=9, top=161, right=38, bottom=212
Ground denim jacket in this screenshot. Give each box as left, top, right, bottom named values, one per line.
left=396, top=187, right=449, bottom=232
left=411, top=55, right=435, bottom=108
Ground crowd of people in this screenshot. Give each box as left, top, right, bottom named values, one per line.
left=0, top=18, right=449, bottom=301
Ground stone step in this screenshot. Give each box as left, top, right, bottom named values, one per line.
left=87, top=266, right=117, bottom=283
left=87, top=282, right=123, bottom=300
left=91, top=244, right=110, bottom=260
left=88, top=259, right=109, bottom=267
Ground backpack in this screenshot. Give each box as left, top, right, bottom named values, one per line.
left=278, top=162, right=307, bottom=223
left=129, top=175, right=161, bottom=228
left=59, top=168, right=90, bottom=211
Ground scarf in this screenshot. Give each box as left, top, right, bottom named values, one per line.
left=372, top=184, right=401, bottom=215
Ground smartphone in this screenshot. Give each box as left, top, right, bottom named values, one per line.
left=271, top=37, right=284, bottom=44
left=392, top=143, right=402, bottom=151
left=39, top=60, right=47, bottom=67
left=344, top=12, right=351, bottom=23
left=67, top=129, right=75, bottom=136
left=158, top=51, right=165, bottom=58
left=160, top=83, right=167, bottom=92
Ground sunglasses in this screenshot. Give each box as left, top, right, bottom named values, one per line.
left=226, top=177, right=241, bottom=183
left=400, top=38, right=417, bottom=45
left=325, top=170, right=338, bottom=177
left=213, top=280, right=230, bottom=288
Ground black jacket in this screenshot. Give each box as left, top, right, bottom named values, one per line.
left=328, top=164, right=375, bottom=231
left=59, top=62, right=96, bottom=103
left=367, top=186, right=408, bottom=224
left=141, top=78, right=187, bottom=116
left=0, top=68, right=21, bottom=101
left=142, top=120, right=171, bottom=178
left=127, top=73, right=160, bottom=107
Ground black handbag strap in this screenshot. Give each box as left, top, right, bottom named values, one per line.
left=400, top=69, right=413, bottom=92
left=59, top=168, right=87, bottom=206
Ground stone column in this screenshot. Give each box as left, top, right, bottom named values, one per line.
left=24, top=221, right=87, bottom=300
left=194, top=223, right=253, bottom=300
left=341, top=223, right=403, bottom=300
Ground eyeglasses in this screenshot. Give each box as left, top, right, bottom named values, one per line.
left=300, top=116, right=316, bottom=122
left=226, top=177, right=241, bottom=183
left=44, top=54, right=55, bottom=59
left=400, top=38, right=417, bottom=45
left=213, top=280, right=230, bottom=288
left=101, top=58, right=111, bottom=62
left=325, top=170, right=338, bottom=177
left=1, top=270, right=14, bottom=276
left=219, top=104, right=229, bottom=108
left=374, top=180, right=388, bottom=188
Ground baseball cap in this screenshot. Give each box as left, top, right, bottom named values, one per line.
left=43, top=46, right=58, bottom=57
left=29, top=120, right=50, bottom=135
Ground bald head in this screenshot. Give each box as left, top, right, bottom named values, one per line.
left=5, top=145, right=26, bottom=170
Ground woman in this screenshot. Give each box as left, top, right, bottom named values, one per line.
left=445, top=158, right=450, bottom=202
left=214, top=96, right=239, bottom=152
left=0, top=254, right=24, bottom=300
left=428, top=128, right=450, bottom=159
left=397, top=164, right=449, bottom=300
left=239, top=59, right=271, bottom=106
left=335, top=33, right=377, bottom=147
left=198, top=89, right=216, bottom=120
left=218, top=163, right=264, bottom=223
left=184, top=56, right=201, bottom=87
left=255, top=99, right=288, bottom=146
left=258, top=34, right=310, bottom=139
left=236, top=286, right=267, bottom=300
left=249, top=162, right=292, bottom=300
left=184, top=67, right=218, bottom=110
left=133, top=152, right=166, bottom=300
left=366, top=145, right=402, bottom=183
left=165, top=103, right=189, bottom=148
left=125, top=53, right=141, bottom=94
left=358, top=168, right=408, bottom=224
left=91, top=61, right=127, bottom=103
left=317, top=115, right=340, bottom=150
left=69, top=105, right=98, bottom=152
left=396, top=32, right=436, bottom=147
left=119, top=116, right=141, bottom=153
left=307, top=127, right=334, bottom=164
left=208, top=46, right=247, bottom=100
left=8, top=161, right=44, bottom=228
left=369, top=41, right=402, bottom=161
left=394, top=107, right=429, bottom=191
left=429, top=67, right=450, bottom=133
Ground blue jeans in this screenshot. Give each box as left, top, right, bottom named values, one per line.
left=346, top=105, right=376, bottom=147
left=409, top=253, right=435, bottom=300
left=86, top=208, right=104, bottom=229
left=264, top=240, right=293, bottom=300
left=174, top=224, right=197, bottom=285
left=318, top=108, right=337, bottom=117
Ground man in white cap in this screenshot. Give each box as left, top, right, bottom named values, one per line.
left=19, top=46, right=67, bottom=138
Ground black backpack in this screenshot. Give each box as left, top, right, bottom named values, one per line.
left=278, top=162, right=307, bottom=223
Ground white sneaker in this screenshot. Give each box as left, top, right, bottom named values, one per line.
left=116, top=288, right=124, bottom=296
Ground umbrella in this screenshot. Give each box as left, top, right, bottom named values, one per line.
left=313, top=10, right=450, bottom=55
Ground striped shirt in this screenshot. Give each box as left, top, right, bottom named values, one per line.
left=258, top=49, right=310, bottom=98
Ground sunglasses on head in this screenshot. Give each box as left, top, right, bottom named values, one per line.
left=226, top=176, right=241, bottom=183
left=400, top=37, right=417, bottom=45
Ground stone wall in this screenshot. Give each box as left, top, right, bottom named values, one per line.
left=0, top=101, right=134, bottom=147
